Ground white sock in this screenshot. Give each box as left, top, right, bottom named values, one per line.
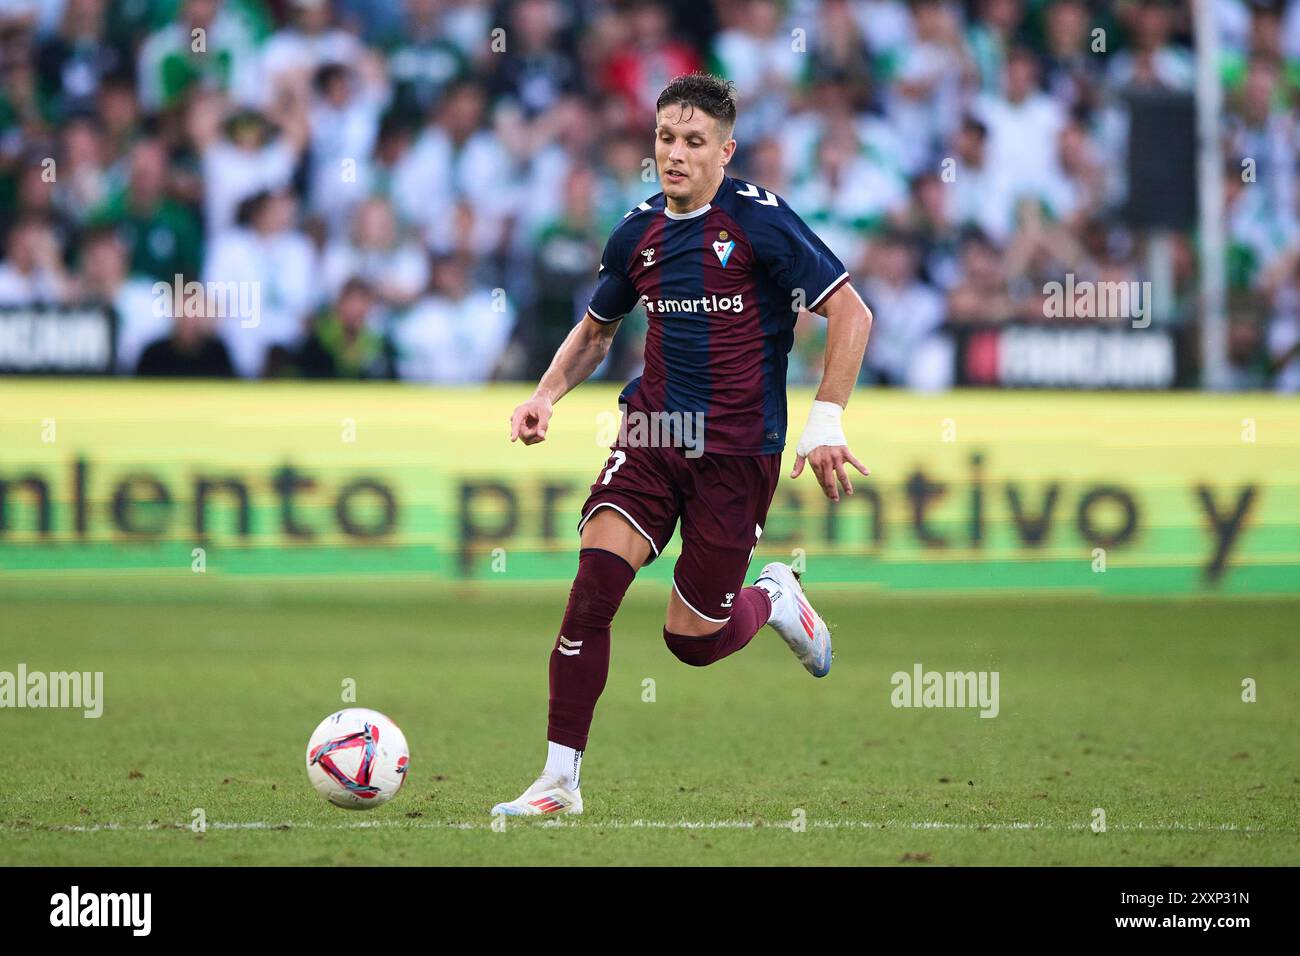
left=752, top=577, right=781, bottom=621
left=544, top=740, right=582, bottom=791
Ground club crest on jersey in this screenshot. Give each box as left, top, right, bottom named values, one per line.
left=640, top=247, right=657, bottom=268
left=712, top=233, right=735, bottom=268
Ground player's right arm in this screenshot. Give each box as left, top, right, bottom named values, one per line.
left=510, top=222, right=641, bottom=445
left=510, top=314, right=619, bottom=445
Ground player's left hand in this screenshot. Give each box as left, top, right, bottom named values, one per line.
left=793, top=444, right=869, bottom=502
left=792, top=400, right=869, bottom=502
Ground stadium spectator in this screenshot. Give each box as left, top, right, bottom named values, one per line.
left=72, top=225, right=164, bottom=374
left=1040, top=116, right=1106, bottom=232
left=392, top=252, right=515, bottom=382
left=305, top=58, right=389, bottom=233
left=788, top=112, right=905, bottom=269
left=260, top=0, right=365, bottom=96
left=0, top=214, right=70, bottom=304
left=187, top=85, right=308, bottom=239
left=947, top=228, right=1018, bottom=324
left=35, top=0, right=125, bottom=120
left=804, top=0, right=874, bottom=91
left=137, top=0, right=264, bottom=112
left=523, top=163, right=603, bottom=378
left=887, top=0, right=967, bottom=175
left=859, top=230, right=947, bottom=389
left=0, top=0, right=1293, bottom=391
left=1224, top=55, right=1297, bottom=233
left=205, top=188, right=317, bottom=377
left=1107, top=0, right=1195, bottom=92
left=382, top=0, right=469, bottom=122
left=1040, top=0, right=1105, bottom=113
left=4, top=154, right=80, bottom=256
left=136, top=281, right=237, bottom=377
left=1225, top=311, right=1271, bottom=390
left=601, top=0, right=700, bottom=125
left=712, top=0, right=806, bottom=139
left=973, top=47, right=1067, bottom=211
left=87, top=137, right=202, bottom=283
left=895, top=170, right=963, bottom=291
left=321, top=196, right=429, bottom=309
left=52, top=113, right=110, bottom=224
left=93, top=71, right=142, bottom=168
left=946, top=114, right=1016, bottom=244
left=488, top=0, right=580, bottom=122
left=967, top=0, right=1022, bottom=93
left=294, top=275, right=395, bottom=379
left=395, top=78, right=513, bottom=257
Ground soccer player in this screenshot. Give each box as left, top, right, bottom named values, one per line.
left=492, top=73, right=873, bottom=816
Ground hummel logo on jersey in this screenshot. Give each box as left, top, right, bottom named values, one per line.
left=736, top=182, right=779, bottom=206
left=558, top=635, right=583, bottom=657
left=721, top=592, right=735, bottom=608
left=640, top=247, right=657, bottom=267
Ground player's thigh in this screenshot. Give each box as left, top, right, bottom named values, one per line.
left=666, top=453, right=781, bottom=632
left=579, top=508, right=652, bottom=570
left=577, top=442, right=679, bottom=569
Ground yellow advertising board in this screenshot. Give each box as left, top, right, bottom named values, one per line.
left=0, top=382, right=1297, bottom=595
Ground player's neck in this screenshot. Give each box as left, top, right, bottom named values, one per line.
left=665, top=171, right=725, bottom=217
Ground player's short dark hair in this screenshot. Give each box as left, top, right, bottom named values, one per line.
left=655, top=72, right=737, bottom=135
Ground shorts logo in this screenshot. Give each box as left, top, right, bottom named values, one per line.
left=557, top=635, right=583, bottom=657
left=640, top=247, right=657, bottom=268
left=721, top=592, right=735, bottom=608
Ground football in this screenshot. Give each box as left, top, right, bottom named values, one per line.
left=305, top=708, right=410, bottom=810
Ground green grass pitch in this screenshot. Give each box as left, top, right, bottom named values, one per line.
left=1, top=577, right=1296, bottom=866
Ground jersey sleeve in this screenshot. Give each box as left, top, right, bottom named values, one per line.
left=749, top=198, right=849, bottom=312
left=586, top=230, right=640, bottom=324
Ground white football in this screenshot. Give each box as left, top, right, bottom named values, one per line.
left=306, top=708, right=410, bottom=809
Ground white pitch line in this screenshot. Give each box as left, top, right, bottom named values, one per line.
left=0, top=819, right=1284, bottom=834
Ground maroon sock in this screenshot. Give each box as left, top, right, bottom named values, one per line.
left=663, top=586, right=772, bottom=667
left=547, top=547, right=636, bottom=751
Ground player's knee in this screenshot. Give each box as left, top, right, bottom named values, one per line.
left=565, top=548, right=636, bottom=628
left=663, top=627, right=720, bottom=667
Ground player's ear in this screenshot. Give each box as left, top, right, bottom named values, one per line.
left=720, top=135, right=736, bottom=168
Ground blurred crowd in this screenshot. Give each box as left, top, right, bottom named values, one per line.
left=0, top=0, right=1298, bottom=389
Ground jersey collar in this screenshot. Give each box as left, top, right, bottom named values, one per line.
left=662, top=175, right=730, bottom=220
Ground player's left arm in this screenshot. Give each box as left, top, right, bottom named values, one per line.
left=793, top=282, right=873, bottom=502
left=743, top=187, right=873, bottom=501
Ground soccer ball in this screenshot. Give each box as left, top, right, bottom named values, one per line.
left=305, top=708, right=410, bottom=809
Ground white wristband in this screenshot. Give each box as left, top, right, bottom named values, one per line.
left=795, top=400, right=847, bottom=457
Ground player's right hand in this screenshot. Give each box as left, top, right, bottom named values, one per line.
left=510, top=395, right=553, bottom=445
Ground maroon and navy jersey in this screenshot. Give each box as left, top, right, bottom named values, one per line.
left=587, top=175, right=849, bottom=456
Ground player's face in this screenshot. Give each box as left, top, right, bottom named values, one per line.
left=654, top=106, right=735, bottom=211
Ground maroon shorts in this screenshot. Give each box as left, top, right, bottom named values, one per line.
left=578, top=438, right=782, bottom=624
